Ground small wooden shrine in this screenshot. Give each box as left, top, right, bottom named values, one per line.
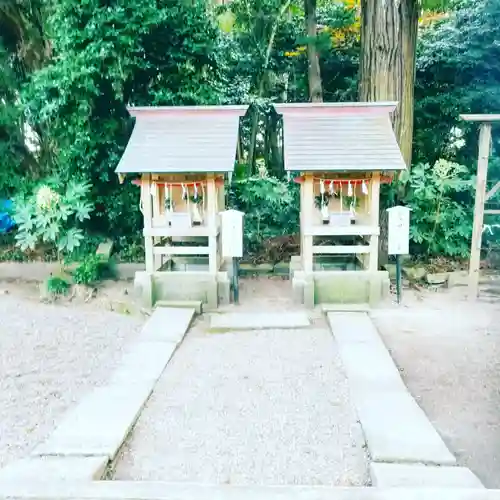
left=275, top=102, right=406, bottom=306
left=115, top=105, right=247, bottom=307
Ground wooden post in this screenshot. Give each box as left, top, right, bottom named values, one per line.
left=300, top=175, right=305, bottom=263
left=303, top=173, right=314, bottom=273
left=468, top=123, right=492, bottom=299
left=151, top=179, right=162, bottom=270
left=207, top=174, right=218, bottom=274
left=369, top=171, right=381, bottom=272
left=142, top=174, right=155, bottom=273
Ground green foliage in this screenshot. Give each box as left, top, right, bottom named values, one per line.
left=115, top=235, right=145, bottom=263
left=46, top=275, right=70, bottom=296
left=73, top=254, right=114, bottom=285
left=13, top=180, right=93, bottom=255
left=23, top=0, right=225, bottom=238
left=0, top=44, right=37, bottom=197
left=1, top=0, right=498, bottom=268
left=401, top=159, right=474, bottom=258
left=229, top=175, right=299, bottom=256
left=414, top=0, right=500, bottom=165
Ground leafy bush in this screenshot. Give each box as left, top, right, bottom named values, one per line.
left=229, top=175, right=299, bottom=257
left=73, top=254, right=114, bottom=285
left=402, top=159, right=474, bottom=258
left=46, top=275, right=70, bottom=296
left=13, top=180, right=93, bottom=257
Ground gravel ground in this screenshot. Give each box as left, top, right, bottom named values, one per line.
left=114, top=316, right=369, bottom=486
left=371, top=289, right=500, bottom=488
left=0, top=295, right=143, bottom=469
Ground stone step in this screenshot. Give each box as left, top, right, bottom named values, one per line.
left=209, top=312, right=310, bottom=332
left=321, top=303, right=371, bottom=313
left=108, top=341, right=177, bottom=386
left=0, top=482, right=494, bottom=500
left=32, top=384, right=152, bottom=460
left=370, top=463, right=484, bottom=488
left=141, top=307, right=195, bottom=344
left=0, top=456, right=108, bottom=483
left=155, top=300, right=203, bottom=314
left=327, top=312, right=456, bottom=466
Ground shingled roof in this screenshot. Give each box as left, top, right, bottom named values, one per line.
left=115, top=106, right=248, bottom=175
left=274, top=102, right=406, bottom=172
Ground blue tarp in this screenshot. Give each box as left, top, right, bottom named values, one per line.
left=0, top=200, right=15, bottom=234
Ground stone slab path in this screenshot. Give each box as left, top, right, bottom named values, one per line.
left=209, top=312, right=310, bottom=332
left=113, top=313, right=369, bottom=486
left=371, top=303, right=500, bottom=488
left=369, top=463, right=483, bottom=489
left=327, top=312, right=456, bottom=466
left=0, top=481, right=493, bottom=500
left=0, top=306, right=194, bottom=483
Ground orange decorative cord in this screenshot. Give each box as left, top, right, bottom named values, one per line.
left=131, top=178, right=224, bottom=187
left=293, top=175, right=392, bottom=185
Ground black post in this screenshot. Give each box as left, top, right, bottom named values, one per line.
left=232, top=257, right=240, bottom=305
left=396, top=254, right=402, bottom=304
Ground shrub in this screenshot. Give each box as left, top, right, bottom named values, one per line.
left=13, top=180, right=93, bottom=258
left=46, top=275, right=70, bottom=296
left=228, top=175, right=299, bottom=258
left=402, top=159, right=474, bottom=258
left=73, top=254, right=114, bottom=285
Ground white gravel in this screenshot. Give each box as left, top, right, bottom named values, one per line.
left=0, top=296, right=143, bottom=469
left=114, top=319, right=369, bottom=486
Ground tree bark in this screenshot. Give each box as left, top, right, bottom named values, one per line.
left=247, top=109, right=259, bottom=176
left=359, top=0, right=419, bottom=267
left=359, top=0, right=419, bottom=167
left=305, top=0, right=323, bottom=102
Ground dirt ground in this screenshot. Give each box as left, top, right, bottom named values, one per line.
left=371, top=285, right=500, bottom=488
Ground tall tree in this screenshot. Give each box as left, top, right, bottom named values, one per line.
left=305, top=0, right=323, bottom=101
left=359, top=0, right=419, bottom=166
left=359, top=0, right=450, bottom=167
left=0, top=0, right=49, bottom=78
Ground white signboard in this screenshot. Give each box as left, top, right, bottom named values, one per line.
left=220, top=209, right=245, bottom=258
left=387, top=206, right=411, bottom=255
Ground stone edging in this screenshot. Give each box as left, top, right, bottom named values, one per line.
left=0, top=306, right=195, bottom=483
left=326, top=311, right=484, bottom=489
left=0, top=262, right=145, bottom=282
left=0, top=481, right=493, bottom=500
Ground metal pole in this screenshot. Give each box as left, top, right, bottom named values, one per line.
left=232, top=257, right=240, bottom=305
left=396, top=254, right=402, bottom=304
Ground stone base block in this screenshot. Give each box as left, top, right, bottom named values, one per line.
left=209, top=312, right=310, bottom=332
left=0, top=456, right=108, bottom=482
left=293, top=271, right=389, bottom=307
left=134, top=271, right=229, bottom=309
left=370, top=463, right=483, bottom=488
left=289, top=255, right=302, bottom=280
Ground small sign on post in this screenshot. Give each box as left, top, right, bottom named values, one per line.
left=387, top=206, right=411, bottom=304
left=220, top=209, right=245, bottom=304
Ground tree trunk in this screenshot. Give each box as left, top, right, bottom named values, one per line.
left=267, top=112, right=282, bottom=177
left=304, top=0, right=323, bottom=102
left=359, top=0, right=419, bottom=267
left=359, top=0, right=419, bottom=167
left=247, top=109, right=259, bottom=176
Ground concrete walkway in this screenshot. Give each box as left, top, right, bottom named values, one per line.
left=0, top=482, right=495, bottom=500
left=113, top=313, right=369, bottom=486
left=0, top=307, right=194, bottom=483
left=327, top=312, right=483, bottom=489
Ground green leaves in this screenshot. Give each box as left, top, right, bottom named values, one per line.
left=58, top=228, right=84, bottom=253
left=12, top=180, right=94, bottom=257
left=403, top=159, right=474, bottom=258
left=229, top=175, right=299, bottom=257
left=22, top=0, right=224, bottom=239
